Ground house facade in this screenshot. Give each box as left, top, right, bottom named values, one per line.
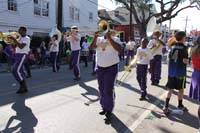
left=0, top=0, right=56, bottom=36
left=0, top=0, right=98, bottom=36
left=62, top=0, right=98, bottom=35
left=107, top=8, right=141, bottom=43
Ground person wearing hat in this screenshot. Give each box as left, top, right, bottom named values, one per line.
left=147, top=29, right=165, bottom=85
left=65, top=26, right=81, bottom=81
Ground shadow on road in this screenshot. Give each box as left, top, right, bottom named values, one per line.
left=78, top=82, right=99, bottom=106
left=1, top=95, right=38, bottom=133
left=110, top=114, right=133, bottom=133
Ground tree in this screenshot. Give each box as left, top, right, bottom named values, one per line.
left=113, top=0, right=200, bottom=38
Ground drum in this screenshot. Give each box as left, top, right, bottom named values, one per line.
left=81, top=50, right=89, bottom=56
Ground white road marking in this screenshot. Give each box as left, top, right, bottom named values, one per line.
left=124, top=91, right=168, bottom=133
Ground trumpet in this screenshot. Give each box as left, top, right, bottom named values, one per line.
left=96, top=20, right=110, bottom=36
left=0, top=32, right=21, bottom=45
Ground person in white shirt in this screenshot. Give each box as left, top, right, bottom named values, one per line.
left=126, top=38, right=136, bottom=65
left=65, top=26, right=81, bottom=81
left=49, top=35, right=60, bottom=72
left=90, top=31, right=121, bottom=124
left=9, top=27, right=30, bottom=94
left=147, top=30, right=165, bottom=85
left=135, top=38, right=153, bottom=100
left=81, top=38, right=89, bottom=67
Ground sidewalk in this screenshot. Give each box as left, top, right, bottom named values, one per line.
left=134, top=67, right=199, bottom=133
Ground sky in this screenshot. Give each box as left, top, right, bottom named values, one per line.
left=98, top=0, right=200, bottom=31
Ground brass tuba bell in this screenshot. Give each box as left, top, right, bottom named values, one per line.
left=1, top=32, right=21, bottom=45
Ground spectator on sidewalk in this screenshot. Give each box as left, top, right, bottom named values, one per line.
left=163, top=31, right=189, bottom=114
left=49, top=35, right=60, bottom=72
left=39, top=41, right=47, bottom=68
left=188, top=36, right=200, bottom=133
left=81, top=38, right=89, bottom=67
left=3, top=45, right=15, bottom=72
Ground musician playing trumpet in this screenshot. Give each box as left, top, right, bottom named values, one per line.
left=147, top=29, right=165, bottom=85
left=64, top=25, right=81, bottom=81
left=89, top=30, right=121, bottom=124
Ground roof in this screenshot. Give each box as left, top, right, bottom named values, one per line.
left=107, top=7, right=137, bottom=25
left=98, top=9, right=112, bottom=20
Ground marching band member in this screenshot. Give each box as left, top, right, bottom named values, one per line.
left=135, top=38, right=153, bottom=100
left=90, top=31, right=121, bottom=124
left=65, top=26, right=81, bottom=81
left=147, top=30, right=165, bottom=85
left=9, top=27, right=30, bottom=94
left=126, top=37, right=136, bottom=66
left=49, top=35, right=60, bottom=72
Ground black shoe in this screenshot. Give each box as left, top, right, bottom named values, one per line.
left=139, top=96, right=147, bottom=101
left=155, top=80, right=159, bottom=85
left=151, top=81, right=156, bottom=85
left=105, top=111, right=112, bottom=125
left=163, top=106, right=170, bottom=115
left=57, top=66, right=60, bottom=72
left=26, top=75, right=32, bottom=78
left=99, top=109, right=106, bottom=115
left=16, top=81, right=28, bottom=94
left=16, top=88, right=28, bottom=94
left=91, top=72, right=96, bottom=76
left=73, top=77, right=81, bottom=81
left=178, top=105, right=188, bottom=112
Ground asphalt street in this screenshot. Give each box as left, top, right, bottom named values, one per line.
left=0, top=61, right=198, bottom=133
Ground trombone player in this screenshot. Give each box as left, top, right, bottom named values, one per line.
left=7, top=27, right=30, bottom=94
left=89, top=21, right=121, bottom=124
left=147, top=28, right=165, bottom=85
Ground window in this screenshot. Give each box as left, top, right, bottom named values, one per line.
left=42, top=2, right=49, bottom=16
left=69, top=6, right=75, bottom=20
left=34, top=0, right=49, bottom=17
left=8, top=0, right=17, bottom=11
left=34, top=0, right=41, bottom=15
left=74, top=8, right=80, bottom=21
left=89, top=12, right=93, bottom=22
left=69, top=6, right=80, bottom=21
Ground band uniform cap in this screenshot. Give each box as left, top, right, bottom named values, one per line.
left=71, top=25, right=78, bottom=29
left=153, top=25, right=161, bottom=33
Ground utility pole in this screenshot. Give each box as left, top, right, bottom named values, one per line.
left=129, top=0, right=133, bottom=39
left=184, top=16, right=190, bottom=33
left=57, top=0, right=63, bottom=31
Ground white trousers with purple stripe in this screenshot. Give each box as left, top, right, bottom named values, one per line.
left=12, top=53, right=27, bottom=82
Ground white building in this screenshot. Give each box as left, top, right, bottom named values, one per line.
left=62, top=0, right=98, bottom=35
left=0, top=0, right=56, bottom=36
left=0, top=0, right=98, bottom=36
